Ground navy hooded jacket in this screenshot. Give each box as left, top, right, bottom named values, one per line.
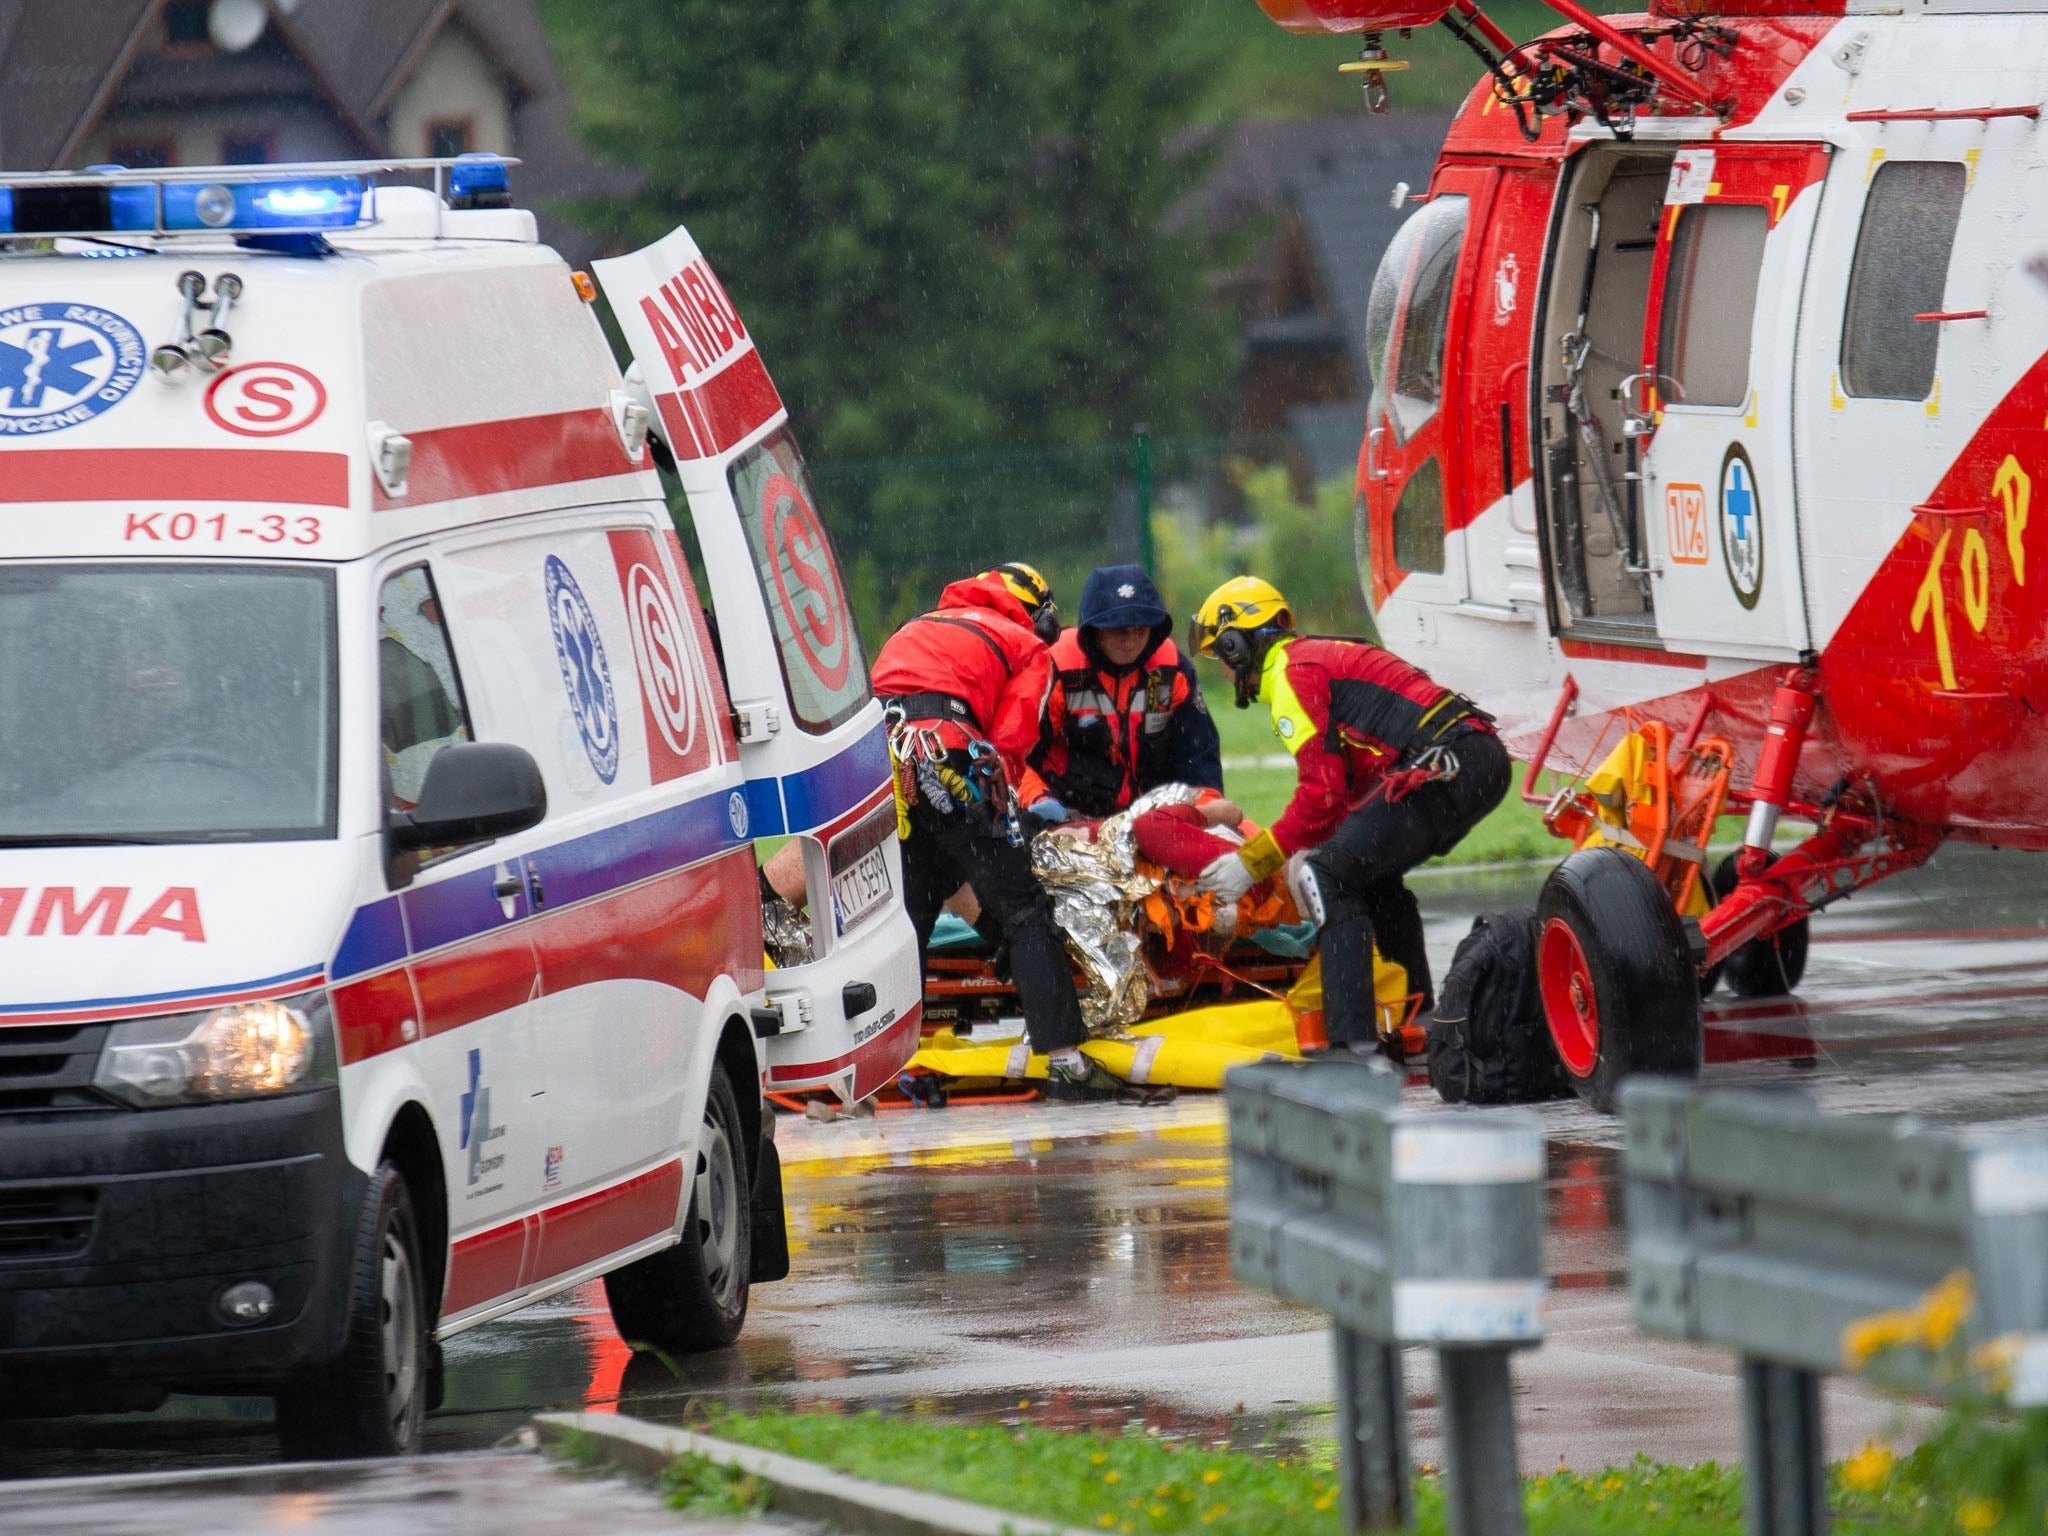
left=1031, top=565, right=1224, bottom=815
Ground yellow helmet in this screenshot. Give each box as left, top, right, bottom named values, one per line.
left=1189, top=576, right=1293, bottom=660
left=985, top=561, right=1060, bottom=642
left=1189, top=577, right=1294, bottom=706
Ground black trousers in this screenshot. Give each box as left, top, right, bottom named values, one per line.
left=1309, top=727, right=1511, bottom=1045
left=901, top=797, right=1087, bottom=1055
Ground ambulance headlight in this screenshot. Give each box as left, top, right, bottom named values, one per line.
left=94, top=992, right=337, bottom=1107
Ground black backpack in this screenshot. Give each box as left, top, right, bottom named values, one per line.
left=1426, top=909, right=1572, bottom=1105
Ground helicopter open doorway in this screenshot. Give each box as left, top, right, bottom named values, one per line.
left=1536, top=142, right=1670, bottom=643
left=1537, top=136, right=1824, bottom=662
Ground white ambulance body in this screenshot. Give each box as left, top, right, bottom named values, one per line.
left=0, top=159, right=919, bottom=1455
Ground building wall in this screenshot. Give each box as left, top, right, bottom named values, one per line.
left=85, top=105, right=358, bottom=169
left=384, top=23, right=514, bottom=159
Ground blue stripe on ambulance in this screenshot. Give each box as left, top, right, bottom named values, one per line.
left=328, top=723, right=891, bottom=983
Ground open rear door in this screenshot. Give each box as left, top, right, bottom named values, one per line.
left=594, top=228, right=921, bottom=1103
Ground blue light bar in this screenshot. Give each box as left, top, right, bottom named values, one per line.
left=0, top=172, right=365, bottom=237
left=448, top=153, right=513, bottom=210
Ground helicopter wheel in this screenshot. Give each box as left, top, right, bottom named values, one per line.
left=1536, top=847, right=1702, bottom=1113
left=1708, top=852, right=1810, bottom=998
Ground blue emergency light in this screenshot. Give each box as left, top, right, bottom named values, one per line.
left=0, top=157, right=516, bottom=239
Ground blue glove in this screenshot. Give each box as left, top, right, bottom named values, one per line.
left=1029, top=797, right=1070, bottom=824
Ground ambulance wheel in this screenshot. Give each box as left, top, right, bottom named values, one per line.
left=1536, top=848, right=1702, bottom=1113
left=276, top=1162, right=429, bottom=1459
left=605, top=1062, right=751, bottom=1354
left=1709, top=853, right=1809, bottom=998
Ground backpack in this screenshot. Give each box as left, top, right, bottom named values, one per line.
left=1426, top=909, right=1572, bottom=1105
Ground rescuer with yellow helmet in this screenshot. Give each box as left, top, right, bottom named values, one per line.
left=988, top=561, right=1062, bottom=646
left=1187, top=576, right=1510, bottom=1053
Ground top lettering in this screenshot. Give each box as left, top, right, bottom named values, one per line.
left=638, top=258, right=749, bottom=387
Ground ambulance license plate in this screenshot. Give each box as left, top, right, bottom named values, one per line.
left=831, top=841, right=892, bottom=934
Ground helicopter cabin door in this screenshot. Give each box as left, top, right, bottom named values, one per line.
left=1635, top=142, right=1829, bottom=660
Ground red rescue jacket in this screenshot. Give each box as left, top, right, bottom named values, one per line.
left=1264, top=637, right=1486, bottom=855
left=870, top=574, right=1052, bottom=795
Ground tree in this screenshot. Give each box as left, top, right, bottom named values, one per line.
left=541, top=0, right=1230, bottom=589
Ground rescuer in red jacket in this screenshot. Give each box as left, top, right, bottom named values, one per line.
left=871, top=565, right=1090, bottom=1075
left=1030, top=564, right=1223, bottom=820
left=1187, top=577, right=1510, bottom=1051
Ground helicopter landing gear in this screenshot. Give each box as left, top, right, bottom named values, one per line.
left=1707, top=852, right=1809, bottom=998
left=1536, top=846, right=1702, bottom=1113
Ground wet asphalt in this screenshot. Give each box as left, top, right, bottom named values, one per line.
left=9, top=843, right=2048, bottom=1507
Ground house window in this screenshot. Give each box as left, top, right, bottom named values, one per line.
left=109, top=141, right=175, bottom=170
left=428, top=120, right=474, bottom=159
left=1841, top=162, right=1967, bottom=402
left=1656, top=203, right=1768, bottom=408
left=220, top=134, right=273, bottom=166
left=164, top=0, right=211, bottom=49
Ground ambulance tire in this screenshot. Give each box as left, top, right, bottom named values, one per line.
left=275, top=1162, right=429, bottom=1459
left=1536, top=847, right=1702, bottom=1114
left=1709, top=853, right=1810, bottom=998
left=604, top=1062, right=752, bottom=1354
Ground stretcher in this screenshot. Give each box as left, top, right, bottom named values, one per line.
left=897, top=919, right=1422, bottom=1104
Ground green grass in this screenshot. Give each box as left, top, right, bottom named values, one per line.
left=1210, top=692, right=1562, bottom=866
left=678, top=1409, right=1940, bottom=1536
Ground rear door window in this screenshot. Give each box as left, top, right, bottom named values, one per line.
left=727, top=428, right=870, bottom=733
left=1841, top=161, right=1967, bottom=401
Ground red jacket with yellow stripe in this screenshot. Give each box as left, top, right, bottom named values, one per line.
left=1242, top=637, right=1465, bottom=873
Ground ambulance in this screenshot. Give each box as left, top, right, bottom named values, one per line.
left=0, top=156, right=920, bottom=1456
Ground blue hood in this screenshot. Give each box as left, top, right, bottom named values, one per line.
left=1076, top=565, right=1174, bottom=674
left=1078, top=565, right=1169, bottom=631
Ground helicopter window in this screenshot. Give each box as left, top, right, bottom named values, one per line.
left=1841, top=161, right=1967, bottom=402
left=1367, top=195, right=1468, bottom=443
left=1656, top=203, right=1767, bottom=408
left=1392, top=457, right=1445, bottom=575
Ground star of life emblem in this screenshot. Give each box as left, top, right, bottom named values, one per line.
left=0, top=302, right=146, bottom=434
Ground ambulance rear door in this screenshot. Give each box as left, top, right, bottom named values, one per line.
left=592, top=229, right=920, bottom=1103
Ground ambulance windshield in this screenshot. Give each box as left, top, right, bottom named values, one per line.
left=0, top=564, right=336, bottom=843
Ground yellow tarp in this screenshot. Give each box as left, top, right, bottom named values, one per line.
left=905, top=950, right=1414, bottom=1092
left=906, top=998, right=1304, bottom=1091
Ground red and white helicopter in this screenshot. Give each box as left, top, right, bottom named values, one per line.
left=1260, top=0, right=2048, bottom=1106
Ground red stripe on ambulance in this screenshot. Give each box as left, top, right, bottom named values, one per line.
left=443, top=1158, right=684, bottom=1315
left=768, top=1003, right=921, bottom=1104
left=331, top=851, right=760, bottom=1065
left=0, top=448, right=350, bottom=506
left=653, top=348, right=783, bottom=462
left=371, top=406, right=638, bottom=511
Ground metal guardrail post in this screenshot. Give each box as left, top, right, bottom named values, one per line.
left=1333, top=1320, right=1411, bottom=1527
left=1740, top=1358, right=1826, bottom=1536
left=1623, top=1079, right=2048, bottom=1536
left=1226, top=1058, right=1546, bottom=1536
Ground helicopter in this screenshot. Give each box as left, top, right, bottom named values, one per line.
left=1259, top=0, right=2048, bottom=1107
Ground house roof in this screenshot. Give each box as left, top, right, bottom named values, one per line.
left=1179, top=112, right=1453, bottom=385
left=0, top=0, right=628, bottom=257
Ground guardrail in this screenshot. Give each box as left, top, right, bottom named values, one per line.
left=1225, top=1058, right=1546, bottom=1535
left=1623, top=1078, right=2048, bottom=1536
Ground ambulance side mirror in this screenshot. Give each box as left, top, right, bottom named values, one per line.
left=388, top=742, right=547, bottom=855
